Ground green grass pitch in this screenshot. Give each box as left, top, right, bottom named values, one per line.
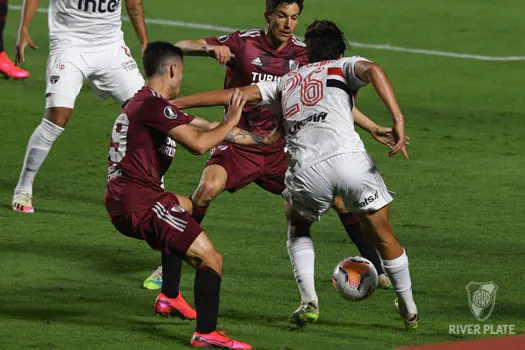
left=0, top=0, right=523, bottom=349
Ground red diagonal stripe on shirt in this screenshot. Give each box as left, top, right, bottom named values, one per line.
left=327, top=67, right=344, bottom=77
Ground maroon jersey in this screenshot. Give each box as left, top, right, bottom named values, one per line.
left=105, top=87, right=194, bottom=216
left=205, top=29, right=307, bottom=152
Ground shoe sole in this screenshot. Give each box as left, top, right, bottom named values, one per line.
left=155, top=310, right=195, bottom=321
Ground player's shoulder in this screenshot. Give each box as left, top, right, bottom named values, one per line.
left=291, top=34, right=306, bottom=48
left=339, top=55, right=373, bottom=66
left=230, top=29, right=264, bottom=42
left=129, top=88, right=177, bottom=116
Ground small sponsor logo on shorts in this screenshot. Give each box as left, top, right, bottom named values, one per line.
left=164, top=106, right=178, bottom=119
left=171, top=205, right=186, bottom=213
left=121, top=60, right=138, bottom=71
left=122, top=46, right=131, bottom=57
left=354, top=192, right=379, bottom=208
left=49, top=75, right=60, bottom=84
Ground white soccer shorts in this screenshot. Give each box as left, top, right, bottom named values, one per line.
left=282, top=152, right=394, bottom=222
left=45, top=42, right=145, bottom=109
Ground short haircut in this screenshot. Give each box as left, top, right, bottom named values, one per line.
left=304, top=20, right=348, bottom=63
left=266, top=0, right=304, bottom=14
left=142, top=42, right=184, bottom=78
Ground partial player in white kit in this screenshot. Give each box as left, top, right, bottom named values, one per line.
left=171, top=19, right=419, bottom=330
left=12, top=0, right=148, bottom=212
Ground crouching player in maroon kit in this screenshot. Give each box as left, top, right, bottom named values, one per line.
left=105, top=42, right=252, bottom=349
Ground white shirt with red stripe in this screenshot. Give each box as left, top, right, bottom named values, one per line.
left=257, top=56, right=371, bottom=174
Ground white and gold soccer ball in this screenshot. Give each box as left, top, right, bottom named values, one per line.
left=332, top=256, right=378, bottom=301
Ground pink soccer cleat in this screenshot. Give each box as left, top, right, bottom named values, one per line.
left=191, top=330, right=252, bottom=349
left=0, top=52, right=30, bottom=79
left=12, top=192, right=35, bottom=213
left=154, top=292, right=196, bottom=320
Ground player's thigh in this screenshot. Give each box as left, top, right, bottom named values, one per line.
left=255, top=147, right=287, bottom=195
left=283, top=165, right=333, bottom=222
left=140, top=193, right=203, bottom=257
left=205, top=143, right=263, bottom=192
left=45, top=50, right=86, bottom=110
left=332, top=152, right=394, bottom=214
left=89, top=43, right=144, bottom=105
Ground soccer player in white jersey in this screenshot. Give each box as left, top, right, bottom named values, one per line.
left=12, top=0, right=148, bottom=213
left=171, top=20, right=419, bottom=330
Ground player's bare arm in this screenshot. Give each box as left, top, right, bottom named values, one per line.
left=125, top=0, right=148, bottom=53
left=176, top=39, right=235, bottom=65
left=189, top=116, right=278, bottom=146
left=352, top=106, right=410, bottom=149
left=167, top=89, right=246, bottom=154
left=15, top=0, right=40, bottom=65
left=353, top=60, right=409, bottom=159
left=173, top=85, right=262, bottom=109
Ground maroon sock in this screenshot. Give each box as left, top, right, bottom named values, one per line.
left=338, top=212, right=385, bottom=275
left=194, top=266, right=221, bottom=334
left=192, top=203, right=209, bottom=224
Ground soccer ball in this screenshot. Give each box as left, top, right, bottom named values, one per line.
left=332, top=256, right=378, bottom=301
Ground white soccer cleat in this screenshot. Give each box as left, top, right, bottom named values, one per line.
left=12, top=192, right=35, bottom=213
left=378, top=273, right=393, bottom=289
left=394, top=298, right=419, bottom=331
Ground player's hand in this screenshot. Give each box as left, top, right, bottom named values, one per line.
left=389, top=122, right=409, bottom=160
left=210, top=45, right=235, bottom=66
left=141, top=42, right=148, bottom=55
left=225, top=89, right=247, bottom=125
left=371, top=126, right=410, bottom=148
left=15, top=29, right=38, bottom=65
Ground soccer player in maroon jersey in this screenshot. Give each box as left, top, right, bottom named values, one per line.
left=105, top=42, right=257, bottom=349
left=143, top=0, right=392, bottom=321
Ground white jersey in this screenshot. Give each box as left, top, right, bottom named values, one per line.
left=257, top=56, right=370, bottom=174
left=48, top=0, right=124, bottom=50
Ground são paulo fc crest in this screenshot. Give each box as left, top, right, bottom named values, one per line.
left=465, top=281, right=498, bottom=321
left=49, top=75, right=60, bottom=84
left=164, top=106, right=178, bottom=119
left=289, top=60, right=300, bottom=70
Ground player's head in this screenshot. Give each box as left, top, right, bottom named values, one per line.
left=143, top=42, right=184, bottom=97
left=264, top=0, right=303, bottom=44
left=304, top=20, right=347, bottom=63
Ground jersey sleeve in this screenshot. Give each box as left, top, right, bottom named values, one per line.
left=204, top=30, right=242, bottom=55
left=141, top=98, right=195, bottom=134
left=256, top=81, right=281, bottom=108
left=341, top=56, right=372, bottom=92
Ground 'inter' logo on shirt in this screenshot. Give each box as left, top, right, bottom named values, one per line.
left=78, top=0, right=120, bottom=13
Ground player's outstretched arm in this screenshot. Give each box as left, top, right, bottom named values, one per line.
left=172, top=85, right=262, bottom=109
left=176, top=39, right=234, bottom=65
left=15, top=0, right=40, bottom=65
left=125, top=0, right=148, bottom=53
left=168, top=89, right=246, bottom=154
left=354, top=61, right=409, bottom=159
left=188, top=116, right=280, bottom=146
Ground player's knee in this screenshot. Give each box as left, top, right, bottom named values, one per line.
left=196, top=179, right=223, bottom=202
left=202, top=249, right=223, bottom=276
left=45, top=107, right=73, bottom=128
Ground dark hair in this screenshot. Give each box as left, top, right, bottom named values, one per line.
left=266, top=0, right=304, bottom=14
left=304, top=20, right=348, bottom=63
left=142, top=42, right=184, bottom=78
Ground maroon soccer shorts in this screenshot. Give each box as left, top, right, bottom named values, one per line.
left=206, top=142, right=287, bottom=194
left=110, top=192, right=203, bottom=257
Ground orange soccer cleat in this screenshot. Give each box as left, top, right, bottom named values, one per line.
left=0, top=52, right=30, bottom=79
left=154, top=292, right=196, bottom=320
left=191, top=330, right=251, bottom=349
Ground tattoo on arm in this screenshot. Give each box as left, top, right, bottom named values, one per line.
left=126, top=1, right=143, bottom=21
left=225, top=128, right=268, bottom=145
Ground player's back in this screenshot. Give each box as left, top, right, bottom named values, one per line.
left=105, top=87, right=190, bottom=216
left=49, top=0, right=123, bottom=50
left=265, top=56, right=370, bottom=172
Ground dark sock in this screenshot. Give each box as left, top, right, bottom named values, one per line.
left=192, top=203, right=209, bottom=224
left=161, top=253, right=182, bottom=298
left=194, top=266, right=221, bottom=334
left=339, top=212, right=385, bottom=275
left=0, top=1, right=7, bottom=53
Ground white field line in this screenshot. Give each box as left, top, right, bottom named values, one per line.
left=10, top=5, right=525, bottom=61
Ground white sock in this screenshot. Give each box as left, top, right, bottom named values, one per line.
left=383, top=250, right=417, bottom=315
left=15, top=118, right=64, bottom=194
left=287, top=236, right=318, bottom=305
